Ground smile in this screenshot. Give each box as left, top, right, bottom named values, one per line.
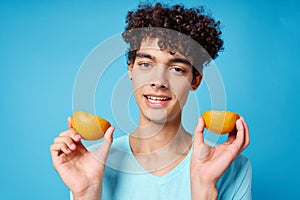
left=145, top=95, right=171, bottom=102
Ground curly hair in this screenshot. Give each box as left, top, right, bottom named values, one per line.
left=122, top=3, right=223, bottom=74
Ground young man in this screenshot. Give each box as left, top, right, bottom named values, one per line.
left=50, top=3, right=251, bottom=200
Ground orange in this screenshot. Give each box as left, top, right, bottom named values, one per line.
left=72, top=111, right=111, bottom=140
left=202, top=110, right=239, bottom=134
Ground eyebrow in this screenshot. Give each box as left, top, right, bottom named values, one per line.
left=136, top=52, right=156, bottom=60
left=169, top=58, right=192, bottom=66
left=136, top=52, right=192, bottom=66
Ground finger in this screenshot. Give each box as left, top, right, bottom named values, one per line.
left=50, top=142, right=71, bottom=157
left=231, top=119, right=246, bottom=150
left=239, top=117, right=250, bottom=149
left=218, top=119, right=246, bottom=162
left=212, top=119, right=247, bottom=165
left=68, top=116, right=72, bottom=129
left=59, top=129, right=81, bottom=143
left=226, top=128, right=237, bottom=144
left=193, top=117, right=205, bottom=146
left=50, top=143, right=72, bottom=168
left=93, top=126, right=115, bottom=163
left=54, top=136, right=77, bottom=151
left=225, top=115, right=241, bottom=144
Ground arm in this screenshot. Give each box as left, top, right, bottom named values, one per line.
left=50, top=117, right=114, bottom=200
left=190, top=117, right=250, bottom=200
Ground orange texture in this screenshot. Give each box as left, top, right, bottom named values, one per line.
left=202, top=110, right=239, bottom=134
left=72, top=111, right=111, bottom=140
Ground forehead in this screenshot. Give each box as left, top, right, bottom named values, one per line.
left=139, top=38, right=160, bottom=49
left=138, top=37, right=187, bottom=59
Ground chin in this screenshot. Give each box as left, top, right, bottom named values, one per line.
left=149, top=117, right=167, bottom=124
left=144, top=109, right=167, bottom=124
left=144, top=109, right=180, bottom=124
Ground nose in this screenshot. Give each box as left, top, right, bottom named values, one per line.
left=150, top=80, right=168, bottom=88
left=150, top=66, right=169, bottom=89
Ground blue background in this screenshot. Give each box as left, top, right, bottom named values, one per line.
left=1, top=0, right=299, bottom=199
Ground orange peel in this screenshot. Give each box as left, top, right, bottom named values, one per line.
left=72, top=110, right=111, bottom=140
left=202, top=110, right=239, bottom=134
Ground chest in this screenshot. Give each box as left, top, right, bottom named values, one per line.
left=103, top=166, right=191, bottom=200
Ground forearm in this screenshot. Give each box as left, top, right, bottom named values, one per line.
left=191, top=180, right=218, bottom=200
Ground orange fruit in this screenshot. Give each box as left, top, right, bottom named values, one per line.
left=72, top=111, right=111, bottom=140
left=202, top=110, right=239, bottom=134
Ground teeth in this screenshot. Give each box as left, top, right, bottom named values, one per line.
left=146, top=96, right=170, bottom=101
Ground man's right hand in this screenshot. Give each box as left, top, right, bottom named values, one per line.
left=50, top=117, right=114, bottom=200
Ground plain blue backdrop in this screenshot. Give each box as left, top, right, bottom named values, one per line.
left=1, top=0, right=299, bottom=199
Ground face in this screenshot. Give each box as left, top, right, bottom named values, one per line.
left=128, top=38, right=201, bottom=124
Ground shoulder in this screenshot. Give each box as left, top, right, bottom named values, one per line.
left=223, top=154, right=252, bottom=182
left=217, top=155, right=252, bottom=199
left=218, top=154, right=252, bottom=184
left=230, top=154, right=252, bottom=172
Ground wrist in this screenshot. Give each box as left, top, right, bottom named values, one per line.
left=73, top=185, right=102, bottom=200
left=191, top=179, right=218, bottom=200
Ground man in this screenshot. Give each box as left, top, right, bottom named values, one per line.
left=50, top=3, right=251, bottom=200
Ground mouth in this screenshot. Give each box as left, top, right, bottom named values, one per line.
left=144, top=95, right=172, bottom=105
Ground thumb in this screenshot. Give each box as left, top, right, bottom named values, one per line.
left=103, top=126, right=114, bottom=143
left=192, top=117, right=214, bottom=161
left=93, top=126, right=115, bottom=164
left=193, top=117, right=205, bottom=146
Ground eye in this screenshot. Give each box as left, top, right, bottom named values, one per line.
left=138, top=62, right=152, bottom=68
left=170, top=66, right=186, bottom=74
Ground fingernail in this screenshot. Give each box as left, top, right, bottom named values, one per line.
left=75, top=134, right=81, bottom=141
left=70, top=143, right=76, bottom=149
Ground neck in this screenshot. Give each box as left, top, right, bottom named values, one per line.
left=129, top=112, right=192, bottom=176
left=130, top=112, right=191, bottom=154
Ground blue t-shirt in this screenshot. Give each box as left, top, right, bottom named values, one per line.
left=71, top=135, right=252, bottom=200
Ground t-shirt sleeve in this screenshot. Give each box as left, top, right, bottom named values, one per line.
left=234, top=158, right=252, bottom=200
left=217, top=155, right=252, bottom=200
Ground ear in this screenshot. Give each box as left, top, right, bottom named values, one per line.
left=128, top=63, right=133, bottom=80
left=190, top=74, right=202, bottom=91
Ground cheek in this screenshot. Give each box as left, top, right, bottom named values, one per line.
left=131, top=69, right=151, bottom=89
left=131, top=71, right=150, bottom=101
left=169, top=78, right=191, bottom=102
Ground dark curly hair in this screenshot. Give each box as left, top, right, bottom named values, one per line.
left=122, top=3, right=223, bottom=75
